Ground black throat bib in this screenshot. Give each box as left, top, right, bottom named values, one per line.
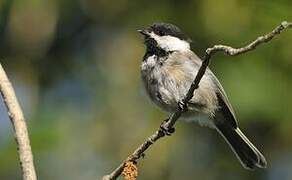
left=143, top=37, right=170, bottom=60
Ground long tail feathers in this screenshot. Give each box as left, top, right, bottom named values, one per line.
left=215, top=123, right=267, bottom=170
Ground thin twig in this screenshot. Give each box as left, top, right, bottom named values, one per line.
left=102, top=21, right=292, bottom=180
left=0, top=64, right=37, bottom=180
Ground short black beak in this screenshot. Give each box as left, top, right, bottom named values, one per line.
left=137, top=29, right=148, bottom=36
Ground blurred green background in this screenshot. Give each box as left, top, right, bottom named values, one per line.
left=0, top=0, right=292, bottom=179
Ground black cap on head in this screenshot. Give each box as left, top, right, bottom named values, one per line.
left=148, top=22, right=192, bottom=42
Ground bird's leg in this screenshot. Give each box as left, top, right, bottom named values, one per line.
left=178, top=100, right=188, bottom=112
left=160, top=118, right=175, bottom=136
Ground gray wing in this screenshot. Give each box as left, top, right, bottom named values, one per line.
left=186, top=51, right=238, bottom=127
left=209, top=71, right=238, bottom=128
left=209, top=71, right=267, bottom=169
left=170, top=51, right=238, bottom=128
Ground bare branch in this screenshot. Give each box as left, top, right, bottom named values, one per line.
left=0, top=64, right=37, bottom=180
left=102, top=21, right=292, bottom=180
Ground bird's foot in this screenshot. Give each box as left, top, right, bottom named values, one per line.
left=160, top=119, right=175, bottom=136
left=178, top=100, right=188, bottom=112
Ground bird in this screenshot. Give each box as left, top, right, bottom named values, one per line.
left=138, top=22, right=267, bottom=170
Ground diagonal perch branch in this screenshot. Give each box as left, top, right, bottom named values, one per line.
left=0, top=64, right=37, bottom=180
left=102, top=21, right=292, bottom=180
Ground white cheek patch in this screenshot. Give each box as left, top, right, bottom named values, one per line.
left=150, top=32, right=190, bottom=51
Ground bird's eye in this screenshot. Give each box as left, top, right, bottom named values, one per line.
left=157, top=30, right=165, bottom=36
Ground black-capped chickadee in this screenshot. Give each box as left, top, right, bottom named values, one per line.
left=138, top=22, right=267, bottom=169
